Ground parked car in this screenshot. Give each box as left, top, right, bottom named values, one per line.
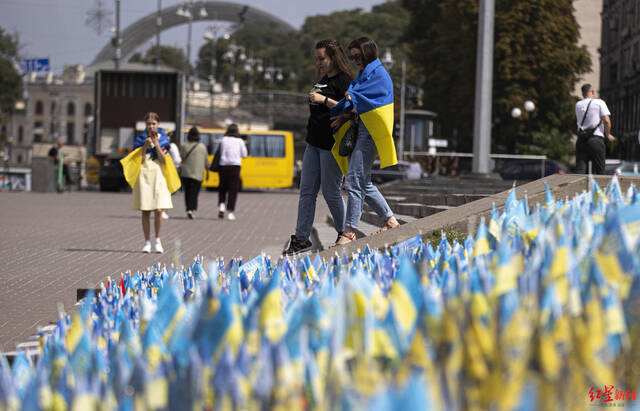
left=99, top=152, right=128, bottom=191
left=371, top=160, right=424, bottom=184
left=615, top=162, right=640, bottom=176
left=497, top=159, right=567, bottom=180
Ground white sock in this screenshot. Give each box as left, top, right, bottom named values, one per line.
left=155, top=238, right=161, bottom=244
left=144, top=240, right=151, bottom=246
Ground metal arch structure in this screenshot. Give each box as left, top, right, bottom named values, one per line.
left=91, top=1, right=296, bottom=65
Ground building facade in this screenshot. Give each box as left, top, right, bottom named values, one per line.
left=600, top=0, right=640, bottom=160
left=6, top=65, right=93, bottom=166
left=574, top=0, right=603, bottom=96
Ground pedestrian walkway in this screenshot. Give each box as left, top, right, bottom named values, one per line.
left=0, top=190, right=336, bottom=351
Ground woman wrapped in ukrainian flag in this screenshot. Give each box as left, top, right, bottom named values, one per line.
left=120, top=112, right=180, bottom=254
left=330, top=36, right=400, bottom=246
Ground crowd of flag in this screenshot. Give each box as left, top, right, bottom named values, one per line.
left=2, top=177, right=640, bottom=410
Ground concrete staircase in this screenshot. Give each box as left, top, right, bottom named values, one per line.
left=361, top=175, right=517, bottom=227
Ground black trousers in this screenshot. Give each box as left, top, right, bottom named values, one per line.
left=218, top=165, right=241, bottom=211
left=575, top=136, right=606, bottom=174
left=182, top=177, right=202, bottom=212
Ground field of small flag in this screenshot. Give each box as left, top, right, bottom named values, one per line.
left=1, top=177, right=640, bottom=410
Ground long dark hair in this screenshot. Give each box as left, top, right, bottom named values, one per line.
left=348, top=37, right=379, bottom=67
left=225, top=123, right=240, bottom=137
left=315, top=39, right=353, bottom=79
left=187, top=126, right=200, bottom=142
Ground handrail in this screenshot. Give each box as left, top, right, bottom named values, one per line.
left=403, top=151, right=548, bottom=178
left=403, top=151, right=547, bottom=160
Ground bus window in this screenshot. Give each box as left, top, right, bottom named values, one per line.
left=249, top=134, right=285, bottom=158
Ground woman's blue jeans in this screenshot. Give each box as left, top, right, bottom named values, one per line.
left=295, top=144, right=346, bottom=240
left=345, top=121, right=394, bottom=229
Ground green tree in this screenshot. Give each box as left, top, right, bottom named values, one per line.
left=193, top=3, right=413, bottom=94
left=0, top=28, right=22, bottom=126
left=403, top=0, right=591, bottom=159
left=129, top=45, right=190, bottom=72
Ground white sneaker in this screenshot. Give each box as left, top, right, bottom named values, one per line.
left=187, top=210, right=194, bottom=220
left=154, top=239, right=164, bottom=254
left=141, top=241, right=151, bottom=253
left=227, top=212, right=236, bottom=221
left=162, top=211, right=169, bottom=220
left=219, top=203, right=226, bottom=212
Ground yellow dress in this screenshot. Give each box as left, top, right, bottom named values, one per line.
left=131, top=153, right=173, bottom=211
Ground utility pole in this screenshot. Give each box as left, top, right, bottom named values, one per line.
left=155, top=0, right=161, bottom=69
left=399, top=60, right=406, bottom=161
left=472, top=0, right=495, bottom=174
left=114, top=0, right=121, bottom=70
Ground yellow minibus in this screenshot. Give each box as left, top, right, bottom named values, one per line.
left=184, top=127, right=294, bottom=189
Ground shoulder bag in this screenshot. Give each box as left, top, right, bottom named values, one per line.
left=577, top=99, right=601, bottom=140
left=179, top=143, right=198, bottom=176
left=209, top=144, right=222, bottom=172
left=338, top=113, right=359, bottom=157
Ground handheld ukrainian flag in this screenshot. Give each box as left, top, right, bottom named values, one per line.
left=331, top=58, right=397, bottom=175
left=120, top=128, right=181, bottom=193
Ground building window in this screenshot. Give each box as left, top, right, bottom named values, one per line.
left=67, top=102, right=75, bottom=116
left=17, top=154, right=22, bottom=163
left=50, top=122, right=55, bottom=135
left=51, top=101, right=56, bottom=115
left=83, top=122, right=89, bottom=145
left=66, top=122, right=74, bottom=145
left=18, top=126, right=23, bottom=143
left=35, top=101, right=43, bottom=115
left=33, top=121, right=43, bottom=142
left=84, top=102, right=92, bottom=116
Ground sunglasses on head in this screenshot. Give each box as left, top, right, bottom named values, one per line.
left=349, top=54, right=362, bottom=62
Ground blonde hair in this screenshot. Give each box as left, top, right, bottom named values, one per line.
left=144, top=112, right=160, bottom=122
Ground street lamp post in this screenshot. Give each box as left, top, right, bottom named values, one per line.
left=177, top=1, right=208, bottom=121
left=510, top=100, right=535, bottom=154
left=244, top=54, right=263, bottom=130
left=204, top=26, right=218, bottom=123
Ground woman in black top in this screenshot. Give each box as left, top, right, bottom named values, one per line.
left=284, top=39, right=353, bottom=255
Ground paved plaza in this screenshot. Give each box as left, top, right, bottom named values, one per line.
left=0, top=189, right=334, bottom=352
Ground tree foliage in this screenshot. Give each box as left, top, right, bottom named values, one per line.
left=403, top=0, right=591, bottom=159
left=0, top=27, right=22, bottom=122
left=129, top=45, right=189, bottom=73
left=191, top=3, right=411, bottom=94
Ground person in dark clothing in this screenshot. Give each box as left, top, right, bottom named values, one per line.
left=283, top=39, right=353, bottom=255
left=179, top=127, right=210, bottom=219
left=217, top=123, right=247, bottom=221
left=48, top=140, right=72, bottom=186
left=575, top=83, right=615, bottom=174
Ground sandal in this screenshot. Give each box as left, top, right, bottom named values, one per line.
left=331, top=232, right=356, bottom=248
left=373, top=218, right=400, bottom=235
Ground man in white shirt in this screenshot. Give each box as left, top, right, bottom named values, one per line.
left=575, top=83, right=615, bottom=174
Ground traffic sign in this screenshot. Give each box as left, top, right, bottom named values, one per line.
left=22, top=58, right=50, bottom=73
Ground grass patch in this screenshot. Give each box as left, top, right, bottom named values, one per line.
left=423, top=228, right=468, bottom=248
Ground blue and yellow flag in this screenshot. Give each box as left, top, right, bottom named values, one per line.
left=120, top=136, right=181, bottom=194
left=331, top=58, right=397, bottom=175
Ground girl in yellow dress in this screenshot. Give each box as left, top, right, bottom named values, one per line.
left=131, top=112, right=173, bottom=253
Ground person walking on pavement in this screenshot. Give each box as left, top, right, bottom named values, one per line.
left=48, top=139, right=72, bottom=188
left=180, top=126, right=210, bottom=219
left=283, top=39, right=353, bottom=255
left=575, top=83, right=615, bottom=174
left=330, top=36, right=400, bottom=247
left=217, top=123, right=247, bottom=221
left=162, top=131, right=182, bottom=220
left=130, top=112, right=174, bottom=253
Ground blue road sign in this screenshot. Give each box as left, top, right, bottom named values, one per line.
left=22, top=58, right=50, bottom=73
